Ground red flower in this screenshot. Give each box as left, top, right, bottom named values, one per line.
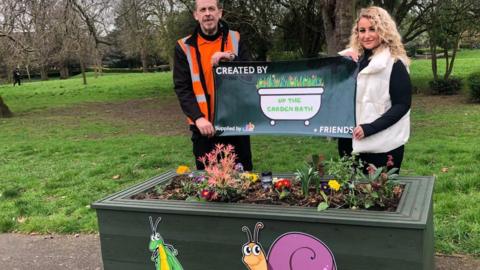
left=200, top=189, right=212, bottom=200
left=274, top=179, right=292, bottom=191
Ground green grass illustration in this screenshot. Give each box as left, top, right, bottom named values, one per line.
left=256, top=74, right=324, bottom=89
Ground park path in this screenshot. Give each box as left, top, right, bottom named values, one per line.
left=1, top=233, right=479, bottom=270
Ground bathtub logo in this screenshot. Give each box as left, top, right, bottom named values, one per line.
left=256, top=75, right=325, bottom=126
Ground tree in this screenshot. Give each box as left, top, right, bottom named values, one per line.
left=114, top=0, right=159, bottom=72
left=275, top=0, right=325, bottom=58
left=357, top=0, right=434, bottom=44
left=321, top=0, right=356, bottom=55
left=425, top=0, right=479, bottom=80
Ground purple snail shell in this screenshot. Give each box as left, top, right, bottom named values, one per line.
left=267, top=232, right=336, bottom=270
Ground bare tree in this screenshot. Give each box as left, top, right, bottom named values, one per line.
left=114, top=0, right=159, bottom=72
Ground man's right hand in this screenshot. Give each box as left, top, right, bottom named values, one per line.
left=195, top=117, right=215, bottom=137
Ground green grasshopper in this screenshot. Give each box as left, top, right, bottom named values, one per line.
left=148, top=216, right=184, bottom=270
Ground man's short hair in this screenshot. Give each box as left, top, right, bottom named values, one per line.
left=195, top=0, right=222, bottom=10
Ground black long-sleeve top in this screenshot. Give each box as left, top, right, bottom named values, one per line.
left=359, top=50, right=412, bottom=137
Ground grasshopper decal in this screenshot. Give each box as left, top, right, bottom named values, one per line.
left=148, top=216, right=184, bottom=270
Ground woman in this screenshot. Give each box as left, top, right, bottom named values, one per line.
left=338, top=6, right=412, bottom=171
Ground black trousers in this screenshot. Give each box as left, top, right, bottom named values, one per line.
left=13, top=78, right=21, bottom=86
left=337, top=138, right=405, bottom=172
left=190, top=126, right=253, bottom=171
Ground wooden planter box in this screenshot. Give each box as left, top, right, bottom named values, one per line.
left=92, top=171, right=435, bottom=270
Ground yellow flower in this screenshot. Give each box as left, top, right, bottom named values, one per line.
left=241, top=173, right=259, bottom=183
left=176, top=165, right=190, bottom=174
left=328, top=180, right=341, bottom=191
left=249, top=173, right=259, bottom=183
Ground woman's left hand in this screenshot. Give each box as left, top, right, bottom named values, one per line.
left=353, top=126, right=365, bottom=140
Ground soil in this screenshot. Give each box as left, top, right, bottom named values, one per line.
left=131, top=174, right=403, bottom=211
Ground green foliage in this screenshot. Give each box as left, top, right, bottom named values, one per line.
left=467, top=72, right=480, bottom=102
left=294, top=164, right=319, bottom=197
left=429, top=77, right=463, bottom=95
left=325, top=155, right=363, bottom=186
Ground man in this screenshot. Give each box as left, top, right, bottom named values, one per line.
left=173, top=0, right=253, bottom=170
left=13, top=68, right=21, bottom=86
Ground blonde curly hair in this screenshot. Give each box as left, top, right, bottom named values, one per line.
left=348, top=6, right=410, bottom=66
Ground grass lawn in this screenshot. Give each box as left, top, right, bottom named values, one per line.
left=410, top=49, right=480, bottom=93
left=1, top=51, right=480, bottom=256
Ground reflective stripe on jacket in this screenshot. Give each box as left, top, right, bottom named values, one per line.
left=177, top=30, right=240, bottom=124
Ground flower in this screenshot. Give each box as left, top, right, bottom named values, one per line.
left=274, top=179, right=292, bottom=191
left=367, top=164, right=376, bottom=175
left=200, top=189, right=212, bottom=200
left=386, top=155, right=394, bottom=168
left=193, top=175, right=206, bottom=183
left=320, top=182, right=331, bottom=194
left=241, top=172, right=259, bottom=183
left=176, top=165, right=190, bottom=174
left=328, top=180, right=341, bottom=191
left=234, top=163, right=244, bottom=172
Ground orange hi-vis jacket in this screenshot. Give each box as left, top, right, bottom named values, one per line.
left=177, top=30, right=240, bottom=124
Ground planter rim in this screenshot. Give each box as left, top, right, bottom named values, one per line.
left=92, top=171, right=434, bottom=229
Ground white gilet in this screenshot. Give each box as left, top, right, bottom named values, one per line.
left=340, top=47, right=410, bottom=153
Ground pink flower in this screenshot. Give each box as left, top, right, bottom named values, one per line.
left=386, top=155, right=394, bottom=168
left=367, top=164, right=376, bottom=175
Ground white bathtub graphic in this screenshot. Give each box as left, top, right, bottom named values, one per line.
left=258, top=87, right=324, bottom=125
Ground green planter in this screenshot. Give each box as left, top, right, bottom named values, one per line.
left=92, top=171, right=434, bottom=270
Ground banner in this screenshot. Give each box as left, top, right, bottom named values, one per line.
left=213, top=57, right=357, bottom=138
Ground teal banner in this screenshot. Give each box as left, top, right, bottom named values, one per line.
left=213, top=57, right=357, bottom=138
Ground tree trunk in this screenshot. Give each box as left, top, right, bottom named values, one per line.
left=429, top=37, right=438, bottom=81
left=80, top=58, right=87, bottom=85
left=0, top=96, right=13, bottom=118
left=445, top=36, right=460, bottom=80
left=141, top=46, right=148, bottom=73
left=322, top=0, right=355, bottom=55
left=40, top=66, right=49, bottom=80
left=26, top=65, right=31, bottom=81
left=94, top=51, right=102, bottom=78
left=59, top=64, right=69, bottom=79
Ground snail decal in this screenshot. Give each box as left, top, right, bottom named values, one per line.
left=148, top=216, right=184, bottom=270
left=241, top=222, right=336, bottom=270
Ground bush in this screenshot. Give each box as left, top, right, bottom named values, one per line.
left=405, top=44, right=417, bottom=57
left=467, top=72, right=480, bottom=102
left=428, top=77, right=463, bottom=95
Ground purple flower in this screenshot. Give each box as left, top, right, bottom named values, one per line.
left=235, top=163, right=244, bottom=172
left=320, top=182, right=331, bottom=194
left=193, top=175, right=206, bottom=183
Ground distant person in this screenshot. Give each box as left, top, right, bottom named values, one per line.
left=13, top=68, right=21, bottom=86
left=338, top=6, right=412, bottom=171
left=173, top=0, right=253, bottom=170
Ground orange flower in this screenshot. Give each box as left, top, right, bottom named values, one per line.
left=176, top=165, right=190, bottom=174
